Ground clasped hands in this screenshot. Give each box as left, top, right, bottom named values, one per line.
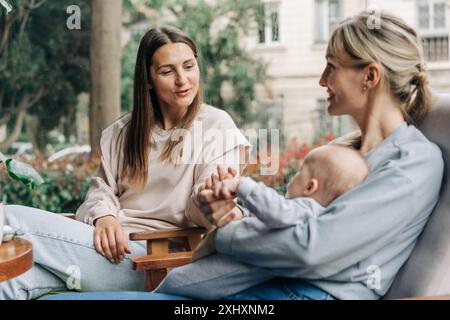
left=190, top=166, right=243, bottom=260
left=196, top=165, right=243, bottom=228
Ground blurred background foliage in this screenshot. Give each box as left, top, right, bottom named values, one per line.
left=0, top=0, right=336, bottom=213
left=121, top=0, right=267, bottom=125
left=0, top=134, right=334, bottom=213
left=0, top=0, right=90, bottom=155
left=0, top=155, right=99, bottom=213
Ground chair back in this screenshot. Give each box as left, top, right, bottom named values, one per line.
left=385, top=93, right=450, bottom=299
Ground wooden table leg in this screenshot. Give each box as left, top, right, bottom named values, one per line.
left=144, top=239, right=169, bottom=291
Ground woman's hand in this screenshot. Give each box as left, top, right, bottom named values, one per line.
left=94, top=215, right=131, bottom=264
left=197, top=190, right=237, bottom=227
left=196, top=165, right=243, bottom=227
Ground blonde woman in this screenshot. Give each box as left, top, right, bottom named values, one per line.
left=0, top=27, right=249, bottom=300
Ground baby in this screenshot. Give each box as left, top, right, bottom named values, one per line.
left=212, top=144, right=369, bottom=229
left=155, top=145, right=369, bottom=299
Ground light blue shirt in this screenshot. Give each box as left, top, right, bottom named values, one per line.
left=215, top=122, right=444, bottom=299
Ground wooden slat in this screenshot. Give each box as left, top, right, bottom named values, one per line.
left=132, top=252, right=193, bottom=271
left=130, top=227, right=207, bottom=241
left=149, top=239, right=168, bottom=255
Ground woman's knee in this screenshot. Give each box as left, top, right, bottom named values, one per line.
left=5, top=205, right=51, bottom=219
left=4, top=205, right=32, bottom=225
left=4, top=205, right=90, bottom=242
left=4, top=205, right=52, bottom=227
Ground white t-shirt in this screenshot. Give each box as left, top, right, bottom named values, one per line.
left=76, top=104, right=250, bottom=235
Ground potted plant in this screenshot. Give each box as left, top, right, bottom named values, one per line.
left=1, top=151, right=44, bottom=245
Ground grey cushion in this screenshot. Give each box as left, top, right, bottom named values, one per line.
left=384, top=93, right=450, bottom=299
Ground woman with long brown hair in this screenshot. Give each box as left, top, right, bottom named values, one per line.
left=0, top=26, right=249, bottom=300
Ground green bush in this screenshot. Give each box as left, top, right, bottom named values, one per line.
left=0, top=156, right=99, bottom=214
left=0, top=133, right=335, bottom=213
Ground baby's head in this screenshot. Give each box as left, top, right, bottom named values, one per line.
left=286, top=145, right=369, bottom=206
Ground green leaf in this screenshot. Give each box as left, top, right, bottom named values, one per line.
left=5, top=159, right=45, bottom=189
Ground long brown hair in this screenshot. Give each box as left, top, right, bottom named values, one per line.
left=119, top=27, right=203, bottom=188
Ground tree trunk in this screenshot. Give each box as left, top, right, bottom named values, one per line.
left=25, top=114, right=46, bottom=158
left=0, top=110, right=26, bottom=151
left=89, top=0, right=122, bottom=156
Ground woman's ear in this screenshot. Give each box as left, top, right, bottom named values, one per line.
left=303, top=178, right=319, bottom=196
left=365, top=63, right=382, bottom=89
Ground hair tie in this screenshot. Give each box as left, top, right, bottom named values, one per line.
left=411, top=70, right=426, bottom=86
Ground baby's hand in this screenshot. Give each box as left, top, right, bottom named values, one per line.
left=213, top=177, right=240, bottom=200
left=199, top=166, right=237, bottom=193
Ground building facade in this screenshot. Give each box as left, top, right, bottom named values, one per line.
left=244, top=0, right=450, bottom=143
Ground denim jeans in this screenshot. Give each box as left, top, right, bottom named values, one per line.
left=41, top=278, right=333, bottom=300
left=0, top=205, right=147, bottom=300
left=223, top=277, right=334, bottom=300
left=39, top=291, right=191, bottom=300
left=154, top=252, right=333, bottom=300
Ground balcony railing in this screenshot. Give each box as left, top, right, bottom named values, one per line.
left=422, top=35, right=449, bottom=62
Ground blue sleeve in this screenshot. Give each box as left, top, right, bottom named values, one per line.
left=238, top=177, right=323, bottom=228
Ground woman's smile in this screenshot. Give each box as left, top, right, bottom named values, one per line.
left=175, top=88, right=192, bottom=97
left=327, top=90, right=335, bottom=102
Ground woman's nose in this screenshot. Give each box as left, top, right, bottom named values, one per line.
left=319, top=70, right=328, bottom=87
left=175, top=70, right=188, bottom=85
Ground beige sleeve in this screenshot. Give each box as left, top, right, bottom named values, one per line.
left=75, top=127, right=121, bottom=226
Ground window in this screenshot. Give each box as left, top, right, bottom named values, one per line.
left=258, top=2, right=280, bottom=44
left=316, top=99, right=339, bottom=137
left=256, top=100, right=283, bottom=130
left=328, top=0, right=341, bottom=36
left=417, top=0, right=449, bottom=61
left=434, top=2, right=447, bottom=28
left=315, top=0, right=341, bottom=43
left=418, top=1, right=431, bottom=29
left=315, top=99, right=354, bottom=138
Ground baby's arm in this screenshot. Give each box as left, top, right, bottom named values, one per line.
left=237, top=177, right=324, bottom=228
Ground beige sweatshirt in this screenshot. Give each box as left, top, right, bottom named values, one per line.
left=76, top=104, right=250, bottom=235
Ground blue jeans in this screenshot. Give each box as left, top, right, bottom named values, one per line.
left=0, top=205, right=147, bottom=300
left=40, top=278, right=333, bottom=300
left=40, top=291, right=191, bottom=300
left=223, top=278, right=334, bottom=300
